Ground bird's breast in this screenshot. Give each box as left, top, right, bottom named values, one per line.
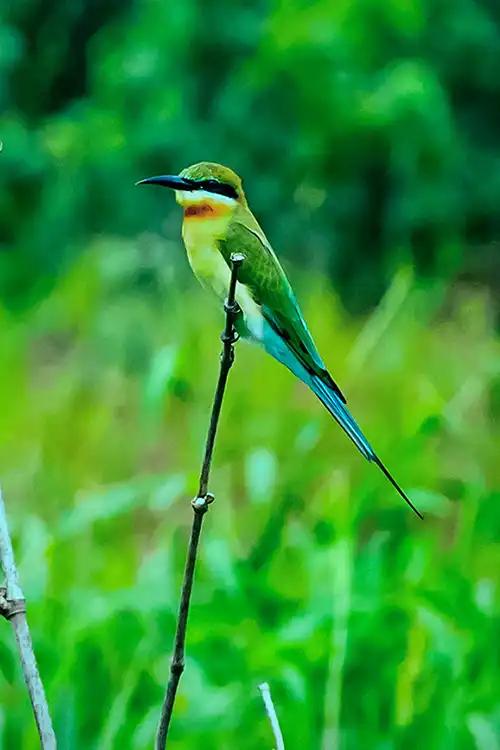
left=181, top=218, right=264, bottom=341
left=182, top=214, right=231, bottom=295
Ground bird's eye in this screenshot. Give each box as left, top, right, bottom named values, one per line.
left=200, top=178, right=238, bottom=200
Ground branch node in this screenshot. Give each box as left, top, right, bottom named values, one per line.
left=170, top=659, right=184, bottom=677
left=221, top=329, right=239, bottom=345
left=0, top=588, right=26, bottom=620
left=0, top=588, right=9, bottom=619
left=191, top=494, right=214, bottom=512
left=223, top=300, right=240, bottom=317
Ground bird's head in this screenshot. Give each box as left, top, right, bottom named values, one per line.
left=137, top=162, right=246, bottom=216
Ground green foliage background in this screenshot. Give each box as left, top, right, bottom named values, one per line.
left=0, top=1, right=499, bottom=748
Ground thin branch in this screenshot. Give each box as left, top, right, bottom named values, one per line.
left=155, top=252, right=245, bottom=749
left=258, top=681, right=286, bottom=750
left=0, top=488, right=57, bottom=749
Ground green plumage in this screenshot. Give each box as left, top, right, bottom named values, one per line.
left=138, top=161, right=422, bottom=518
left=218, top=217, right=346, bottom=400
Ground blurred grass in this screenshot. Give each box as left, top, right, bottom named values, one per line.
left=2, top=0, right=500, bottom=311
left=1, top=0, right=499, bottom=746
left=0, top=237, right=498, bottom=749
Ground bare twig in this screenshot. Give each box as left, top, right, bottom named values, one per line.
left=156, top=252, right=245, bottom=749
left=0, top=488, right=57, bottom=749
left=258, top=681, right=285, bottom=750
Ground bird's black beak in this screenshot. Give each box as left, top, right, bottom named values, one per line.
left=135, top=175, right=196, bottom=190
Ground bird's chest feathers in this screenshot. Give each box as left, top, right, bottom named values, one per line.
left=181, top=214, right=264, bottom=340
left=182, top=212, right=231, bottom=295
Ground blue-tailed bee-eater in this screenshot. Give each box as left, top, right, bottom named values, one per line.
left=138, top=162, right=422, bottom=518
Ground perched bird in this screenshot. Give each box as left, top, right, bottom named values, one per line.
left=137, top=162, right=422, bottom=518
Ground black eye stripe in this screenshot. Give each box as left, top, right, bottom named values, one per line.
left=199, top=179, right=238, bottom=200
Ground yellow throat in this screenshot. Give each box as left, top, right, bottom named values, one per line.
left=176, top=188, right=237, bottom=300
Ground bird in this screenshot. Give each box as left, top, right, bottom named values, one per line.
left=137, top=162, right=422, bottom=519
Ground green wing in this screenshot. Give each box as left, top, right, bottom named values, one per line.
left=218, top=218, right=346, bottom=403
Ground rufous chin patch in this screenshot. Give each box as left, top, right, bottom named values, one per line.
left=184, top=203, right=232, bottom=219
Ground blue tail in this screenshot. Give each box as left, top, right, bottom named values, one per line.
left=311, top=376, right=375, bottom=460
left=259, top=322, right=422, bottom=518
left=311, top=375, right=423, bottom=519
